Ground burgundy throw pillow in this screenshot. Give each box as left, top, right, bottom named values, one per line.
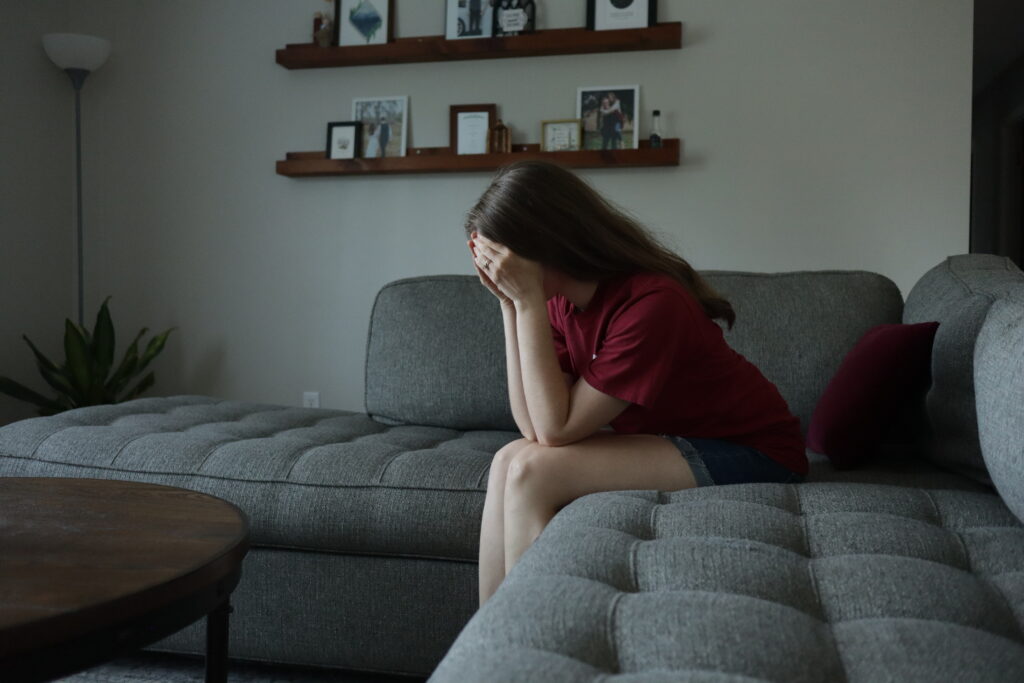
left=807, top=322, right=940, bottom=469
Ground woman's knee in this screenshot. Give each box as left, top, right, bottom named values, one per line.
left=489, top=438, right=534, bottom=481
left=504, top=442, right=558, bottom=500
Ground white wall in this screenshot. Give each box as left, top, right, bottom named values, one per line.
left=4, top=0, right=971, bottom=418
left=0, top=0, right=74, bottom=425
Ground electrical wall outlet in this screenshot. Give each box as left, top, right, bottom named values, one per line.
left=302, top=391, right=320, bottom=408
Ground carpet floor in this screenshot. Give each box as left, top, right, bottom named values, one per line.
left=54, top=652, right=425, bottom=683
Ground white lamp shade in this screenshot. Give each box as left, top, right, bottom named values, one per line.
left=43, top=33, right=111, bottom=72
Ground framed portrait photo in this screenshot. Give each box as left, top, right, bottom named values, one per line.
left=451, top=104, right=497, bottom=155
left=493, top=0, right=537, bottom=37
left=541, top=119, right=582, bottom=152
left=335, top=0, right=393, bottom=46
left=446, top=0, right=494, bottom=40
left=577, top=85, right=640, bottom=150
left=352, top=96, right=408, bottom=158
left=326, top=121, right=363, bottom=160
left=586, top=0, right=656, bottom=31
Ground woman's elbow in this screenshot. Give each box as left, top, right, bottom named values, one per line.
left=534, top=430, right=577, bottom=448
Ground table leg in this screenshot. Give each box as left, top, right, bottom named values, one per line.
left=205, top=599, right=232, bottom=683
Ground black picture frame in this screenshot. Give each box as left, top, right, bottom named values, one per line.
left=326, top=121, right=363, bottom=160
left=586, top=0, right=656, bottom=31
left=493, top=0, right=537, bottom=37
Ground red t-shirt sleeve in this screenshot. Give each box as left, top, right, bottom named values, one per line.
left=582, top=288, right=693, bottom=408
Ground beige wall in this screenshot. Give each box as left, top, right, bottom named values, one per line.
left=0, top=0, right=74, bottom=425
left=3, top=0, right=973, bottom=419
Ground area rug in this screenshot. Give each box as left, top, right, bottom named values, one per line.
left=55, top=652, right=423, bottom=683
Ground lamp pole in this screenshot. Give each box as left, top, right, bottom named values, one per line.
left=69, top=69, right=87, bottom=327
left=42, top=34, right=111, bottom=329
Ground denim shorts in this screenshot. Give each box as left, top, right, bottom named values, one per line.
left=661, top=435, right=805, bottom=487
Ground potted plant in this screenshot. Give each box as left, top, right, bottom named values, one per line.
left=0, top=298, right=174, bottom=416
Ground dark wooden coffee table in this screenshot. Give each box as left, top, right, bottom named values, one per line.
left=0, top=477, right=250, bottom=682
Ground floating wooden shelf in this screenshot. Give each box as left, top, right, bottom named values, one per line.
left=276, top=23, right=682, bottom=69
left=276, top=139, right=680, bottom=178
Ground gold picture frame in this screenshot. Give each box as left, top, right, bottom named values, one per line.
left=541, top=119, right=583, bottom=152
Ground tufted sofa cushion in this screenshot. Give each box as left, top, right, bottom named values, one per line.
left=976, top=287, right=1024, bottom=523
left=903, top=255, right=1024, bottom=484
left=431, top=484, right=1024, bottom=682
left=0, top=395, right=518, bottom=560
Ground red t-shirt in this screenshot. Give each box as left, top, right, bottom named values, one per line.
left=547, top=272, right=807, bottom=475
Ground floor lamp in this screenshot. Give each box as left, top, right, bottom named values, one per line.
left=42, top=33, right=111, bottom=328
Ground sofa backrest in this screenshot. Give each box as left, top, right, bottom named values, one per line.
left=365, top=270, right=903, bottom=434
left=365, top=276, right=516, bottom=431
left=704, top=271, right=903, bottom=434
left=975, top=285, right=1024, bottom=522
left=903, top=255, right=1024, bottom=484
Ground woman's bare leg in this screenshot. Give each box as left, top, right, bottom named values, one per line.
left=503, top=433, right=696, bottom=574
left=479, top=438, right=533, bottom=606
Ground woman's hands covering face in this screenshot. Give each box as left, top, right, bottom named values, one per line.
left=468, top=233, right=544, bottom=305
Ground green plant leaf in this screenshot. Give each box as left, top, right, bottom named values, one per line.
left=105, top=328, right=146, bottom=399
left=92, top=297, right=115, bottom=384
left=64, top=319, right=93, bottom=397
left=0, top=376, right=64, bottom=412
left=121, top=371, right=155, bottom=402
left=136, top=328, right=175, bottom=374
left=21, top=335, right=60, bottom=374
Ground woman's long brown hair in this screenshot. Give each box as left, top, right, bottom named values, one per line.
left=465, top=161, right=735, bottom=328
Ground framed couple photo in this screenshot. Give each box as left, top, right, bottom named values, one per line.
left=445, top=0, right=536, bottom=39
left=577, top=85, right=640, bottom=150
left=352, top=96, right=408, bottom=158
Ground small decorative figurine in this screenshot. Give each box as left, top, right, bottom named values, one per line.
left=490, top=119, right=511, bottom=154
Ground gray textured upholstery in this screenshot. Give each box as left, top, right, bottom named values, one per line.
left=976, top=287, right=1024, bottom=523
left=431, top=484, right=1024, bottom=682
left=0, top=396, right=516, bottom=561
left=366, top=276, right=516, bottom=431
left=903, top=255, right=1024, bottom=484
left=703, top=271, right=902, bottom=433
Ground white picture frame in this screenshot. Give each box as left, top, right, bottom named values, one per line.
left=337, top=0, right=392, bottom=46
left=352, top=96, right=408, bottom=158
left=576, top=85, right=640, bottom=150
left=446, top=0, right=494, bottom=40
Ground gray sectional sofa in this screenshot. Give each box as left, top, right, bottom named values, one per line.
left=1, top=254, right=1022, bottom=681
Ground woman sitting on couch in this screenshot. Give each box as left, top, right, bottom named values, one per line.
left=465, top=161, right=807, bottom=606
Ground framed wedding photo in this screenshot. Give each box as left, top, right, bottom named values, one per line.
left=335, top=0, right=393, bottom=46
left=446, top=0, right=494, bottom=39
left=352, top=96, right=408, bottom=158
left=586, top=0, right=656, bottom=31
left=326, top=121, right=363, bottom=160
left=577, top=85, right=640, bottom=150
left=450, top=104, right=497, bottom=155
left=541, top=119, right=582, bottom=152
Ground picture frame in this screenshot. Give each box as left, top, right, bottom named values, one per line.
left=586, top=0, right=656, bottom=31
left=541, top=119, right=582, bottom=152
left=335, top=0, right=394, bottom=46
left=352, top=96, right=408, bottom=158
left=326, top=121, right=363, bottom=160
left=446, top=0, right=494, bottom=40
left=493, top=0, right=537, bottom=37
left=577, top=85, right=640, bottom=150
left=450, top=104, right=498, bottom=155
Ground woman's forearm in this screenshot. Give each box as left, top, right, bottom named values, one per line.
left=501, top=302, right=536, bottom=441
left=514, top=295, right=570, bottom=446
